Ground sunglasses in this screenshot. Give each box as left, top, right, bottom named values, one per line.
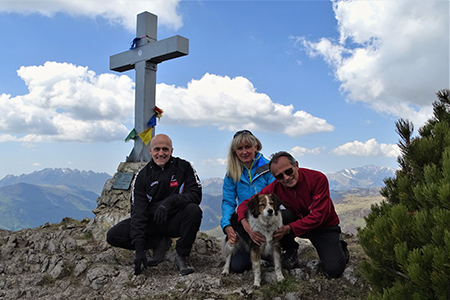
left=274, top=167, right=294, bottom=180
left=233, top=130, right=253, bottom=139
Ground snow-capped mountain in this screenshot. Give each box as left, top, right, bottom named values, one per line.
left=326, top=165, right=396, bottom=191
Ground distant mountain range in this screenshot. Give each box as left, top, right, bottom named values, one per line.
left=0, top=168, right=111, bottom=231
left=0, top=183, right=99, bottom=231
left=0, top=168, right=111, bottom=194
left=0, top=165, right=394, bottom=232
left=327, top=164, right=396, bottom=190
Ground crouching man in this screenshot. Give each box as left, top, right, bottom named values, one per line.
left=107, top=134, right=203, bottom=276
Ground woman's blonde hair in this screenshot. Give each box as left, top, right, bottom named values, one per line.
left=226, top=131, right=262, bottom=182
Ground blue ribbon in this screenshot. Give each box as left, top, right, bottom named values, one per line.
left=130, top=37, right=141, bottom=50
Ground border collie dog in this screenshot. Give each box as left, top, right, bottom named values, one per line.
left=221, top=193, right=285, bottom=288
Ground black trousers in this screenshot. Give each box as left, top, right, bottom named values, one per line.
left=282, top=209, right=347, bottom=278
left=106, top=203, right=202, bottom=257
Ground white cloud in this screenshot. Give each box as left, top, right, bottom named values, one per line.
left=0, top=0, right=183, bottom=31
left=290, top=146, right=322, bottom=157
left=156, top=73, right=334, bottom=137
left=201, top=158, right=227, bottom=166
left=0, top=64, right=333, bottom=143
left=295, top=0, right=449, bottom=126
left=0, top=134, right=16, bottom=142
left=331, top=138, right=400, bottom=157
left=0, top=61, right=134, bottom=142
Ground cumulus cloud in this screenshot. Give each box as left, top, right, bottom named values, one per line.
left=156, top=73, right=334, bottom=137
left=293, top=0, right=449, bottom=126
left=0, top=0, right=183, bottom=31
left=0, top=63, right=333, bottom=143
left=290, top=146, right=322, bottom=157
left=0, top=61, right=134, bottom=142
left=331, top=138, right=400, bottom=157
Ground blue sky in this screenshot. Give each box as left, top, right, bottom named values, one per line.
left=0, top=0, right=448, bottom=180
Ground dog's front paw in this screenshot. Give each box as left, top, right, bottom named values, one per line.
left=253, top=282, right=261, bottom=289
left=221, top=269, right=230, bottom=276
left=275, top=270, right=285, bottom=282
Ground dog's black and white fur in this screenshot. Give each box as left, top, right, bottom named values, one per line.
left=221, top=193, right=285, bottom=288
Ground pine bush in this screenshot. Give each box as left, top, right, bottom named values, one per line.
left=358, top=89, right=450, bottom=300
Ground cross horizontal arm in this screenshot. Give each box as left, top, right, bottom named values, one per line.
left=110, top=35, right=189, bottom=72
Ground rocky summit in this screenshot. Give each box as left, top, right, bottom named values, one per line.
left=0, top=162, right=371, bottom=300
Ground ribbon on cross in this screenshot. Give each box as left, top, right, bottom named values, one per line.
left=129, top=35, right=150, bottom=50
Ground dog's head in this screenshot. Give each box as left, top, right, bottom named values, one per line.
left=247, top=193, right=281, bottom=219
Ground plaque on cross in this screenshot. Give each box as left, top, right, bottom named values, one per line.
left=110, top=11, right=189, bottom=162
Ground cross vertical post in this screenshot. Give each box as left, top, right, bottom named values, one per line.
left=110, top=11, right=189, bottom=162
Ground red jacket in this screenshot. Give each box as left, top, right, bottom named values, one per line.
left=237, top=167, right=339, bottom=237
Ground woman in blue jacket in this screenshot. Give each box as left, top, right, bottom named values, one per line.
left=221, top=129, right=275, bottom=272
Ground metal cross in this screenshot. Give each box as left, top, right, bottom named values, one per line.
left=110, top=11, right=189, bottom=162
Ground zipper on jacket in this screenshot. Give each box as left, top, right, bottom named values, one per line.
left=244, top=159, right=256, bottom=184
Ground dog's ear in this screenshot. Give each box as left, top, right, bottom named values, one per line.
left=271, top=193, right=282, bottom=209
left=247, top=195, right=260, bottom=218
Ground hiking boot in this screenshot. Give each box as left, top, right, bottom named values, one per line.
left=282, top=249, right=299, bottom=270
left=147, top=236, right=172, bottom=266
left=174, top=254, right=195, bottom=275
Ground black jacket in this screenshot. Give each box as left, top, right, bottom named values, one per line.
left=130, top=156, right=202, bottom=246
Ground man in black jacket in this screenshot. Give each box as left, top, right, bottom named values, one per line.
left=107, top=134, right=203, bottom=276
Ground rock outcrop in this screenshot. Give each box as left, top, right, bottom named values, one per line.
left=85, top=162, right=147, bottom=241
left=0, top=163, right=371, bottom=299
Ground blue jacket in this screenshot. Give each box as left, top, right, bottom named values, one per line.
left=220, top=152, right=275, bottom=232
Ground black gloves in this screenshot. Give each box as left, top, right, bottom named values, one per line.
left=154, top=198, right=176, bottom=224
left=154, top=204, right=169, bottom=224
left=133, top=241, right=147, bottom=275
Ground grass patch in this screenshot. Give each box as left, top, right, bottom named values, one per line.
left=80, top=231, right=93, bottom=240
left=253, top=276, right=298, bottom=298
left=41, top=274, right=55, bottom=286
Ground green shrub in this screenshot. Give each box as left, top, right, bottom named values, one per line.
left=358, top=89, right=450, bottom=300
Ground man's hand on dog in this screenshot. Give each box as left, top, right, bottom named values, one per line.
left=273, top=225, right=291, bottom=242
left=242, top=219, right=266, bottom=246
left=226, top=226, right=239, bottom=245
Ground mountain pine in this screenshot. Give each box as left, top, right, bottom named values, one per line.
left=358, top=89, right=450, bottom=300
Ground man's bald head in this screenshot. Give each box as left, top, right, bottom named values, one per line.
left=149, top=134, right=173, bottom=167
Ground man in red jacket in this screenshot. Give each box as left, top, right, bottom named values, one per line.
left=237, top=151, right=349, bottom=278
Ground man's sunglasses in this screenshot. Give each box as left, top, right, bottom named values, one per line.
left=274, top=167, right=294, bottom=180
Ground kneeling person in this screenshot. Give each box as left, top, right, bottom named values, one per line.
left=107, top=134, right=203, bottom=276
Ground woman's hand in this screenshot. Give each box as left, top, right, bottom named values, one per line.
left=225, top=226, right=239, bottom=245
left=241, top=218, right=266, bottom=246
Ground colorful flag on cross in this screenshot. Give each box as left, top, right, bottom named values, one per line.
left=138, top=127, right=153, bottom=145
left=125, top=106, right=164, bottom=145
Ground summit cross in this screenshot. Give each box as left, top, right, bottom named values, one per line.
left=110, top=11, right=189, bottom=162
